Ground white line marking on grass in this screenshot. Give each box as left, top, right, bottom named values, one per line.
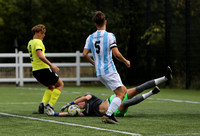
left=155, top=133, right=200, bottom=136
left=0, top=112, right=142, bottom=136
left=148, top=98, right=200, bottom=104
left=0, top=102, right=66, bottom=105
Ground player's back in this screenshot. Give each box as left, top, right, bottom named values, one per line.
left=27, top=39, right=49, bottom=71
left=87, top=30, right=117, bottom=76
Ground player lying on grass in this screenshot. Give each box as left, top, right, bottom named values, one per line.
left=47, top=66, right=172, bottom=119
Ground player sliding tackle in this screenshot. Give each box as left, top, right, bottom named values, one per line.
left=47, top=66, right=173, bottom=122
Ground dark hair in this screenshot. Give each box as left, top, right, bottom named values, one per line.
left=32, top=24, right=46, bottom=34
left=92, top=11, right=106, bottom=27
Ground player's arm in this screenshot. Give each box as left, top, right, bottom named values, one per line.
left=112, top=47, right=130, bottom=68
left=74, top=94, right=92, bottom=103
left=60, top=94, right=92, bottom=112
left=56, top=112, right=85, bottom=117
left=47, top=108, right=85, bottom=117
left=82, top=48, right=95, bottom=66
left=36, top=50, right=60, bottom=73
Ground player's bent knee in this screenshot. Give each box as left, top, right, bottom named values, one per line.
left=48, top=85, right=55, bottom=90
left=115, top=86, right=126, bottom=100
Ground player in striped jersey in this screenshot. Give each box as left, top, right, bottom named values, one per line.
left=83, top=11, right=130, bottom=124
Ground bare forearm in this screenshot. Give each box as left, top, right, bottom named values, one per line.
left=83, top=48, right=95, bottom=65
left=112, top=48, right=130, bottom=68
left=37, top=51, right=60, bottom=73
left=114, top=52, right=126, bottom=63
left=74, top=96, right=88, bottom=104
left=58, top=112, right=69, bottom=116
left=85, top=55, right=95, bottom=65
left=39, top=56, right=52, bottom=67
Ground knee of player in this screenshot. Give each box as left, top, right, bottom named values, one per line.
left=122, top=86, right=127, bottom=94
left=48, top=85, right=55, bottom=90
left=58, top=79, right=64, bottom=87
left=61, top=80, right=64, bottom=87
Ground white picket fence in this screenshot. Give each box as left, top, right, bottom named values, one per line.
left=0, top=51, right=98, bottom=86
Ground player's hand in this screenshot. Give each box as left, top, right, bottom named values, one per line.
left=46, top=106, right=55, bottom=116
left=51, top=65, right=60, bottom=73
left=60, top=103, right=71, bottom=112
left=125, top=60, right=131, bottom=68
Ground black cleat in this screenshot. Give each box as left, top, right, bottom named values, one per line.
left=165, top=66, right=173, bottom=81
left=38, top=103, right=44, bottom=114
left=102, top=114, right=118, bottom=124
left=152, top=86, right=160, bottom=94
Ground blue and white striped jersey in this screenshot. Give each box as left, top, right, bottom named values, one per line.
left=84, top=30, right=117, bottom=76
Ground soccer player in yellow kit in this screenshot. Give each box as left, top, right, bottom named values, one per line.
left=27, top=24, right=64, bottom=114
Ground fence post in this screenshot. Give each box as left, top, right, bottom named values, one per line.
left=76, top=51, right=80, bottom=86
left=15, top=49, right=19, bottom=86
left=19, top=51, right=24, bottom=86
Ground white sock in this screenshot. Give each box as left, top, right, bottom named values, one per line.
left=154, top=76, right=167, bottom=85
left=142, top=90, right=153, bottom=99
left=106, top=97, right=122, bottom=116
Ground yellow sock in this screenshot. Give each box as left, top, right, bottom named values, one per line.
left=48, top=89, right=61, bottom=107
left=41, top=89, right=52, bottom=105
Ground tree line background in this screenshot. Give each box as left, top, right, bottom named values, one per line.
left=0, top=0, right=199, bottom=89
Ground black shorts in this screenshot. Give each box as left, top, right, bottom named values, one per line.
left=33, top=68, right=59, bottom=87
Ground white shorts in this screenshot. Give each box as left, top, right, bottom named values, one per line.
left=97, top=73, right=123, bottom=91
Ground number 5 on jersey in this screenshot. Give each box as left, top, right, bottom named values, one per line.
left=95, top=41, right=100, bottom=54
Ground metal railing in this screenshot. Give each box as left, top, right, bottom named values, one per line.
left=0, top=51, right=98, bottom=86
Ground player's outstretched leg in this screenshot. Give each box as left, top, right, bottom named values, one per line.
left=123, top=86, right=160, bottom=107
left=135, top=66, right=172, bottom=94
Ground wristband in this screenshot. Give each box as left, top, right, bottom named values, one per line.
left=69, top=101, right=75, bottom=105
left=54, top=112, right=59, bottom=116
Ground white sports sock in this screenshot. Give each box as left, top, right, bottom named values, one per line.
left=154, top=76, right=167, bottom=85
left=106, top=97, right=122, bottom=116
left=142, top=90, right=153, bottom=99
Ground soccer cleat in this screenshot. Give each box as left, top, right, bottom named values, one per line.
left=165, top=66, right=173, bottom=80
left=46, top=106, right=55, bottom=116
left=38, top=103, right=44, bottom=114
left=152, top=86, right=160, bottom=94
left=46, top=104, right=54, bottom=112
left=102, top=114, right=118, bottom=124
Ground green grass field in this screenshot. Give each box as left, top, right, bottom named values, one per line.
left=0, top=85, right=200, bottom=136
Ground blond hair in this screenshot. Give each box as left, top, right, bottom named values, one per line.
left=31, top=24, right=46, bottom=34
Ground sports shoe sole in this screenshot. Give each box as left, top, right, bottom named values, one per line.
left=102, top=115, right=118, bottom=124
left=166, top=66, right=173, bottom=80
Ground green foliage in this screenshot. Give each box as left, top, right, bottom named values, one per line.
left=141, top=20, right=165, bottom=46
left=0, top=0, right=200, bottom=88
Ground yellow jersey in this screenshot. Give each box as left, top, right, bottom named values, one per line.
left=27, top=39, right=50, bottom=71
